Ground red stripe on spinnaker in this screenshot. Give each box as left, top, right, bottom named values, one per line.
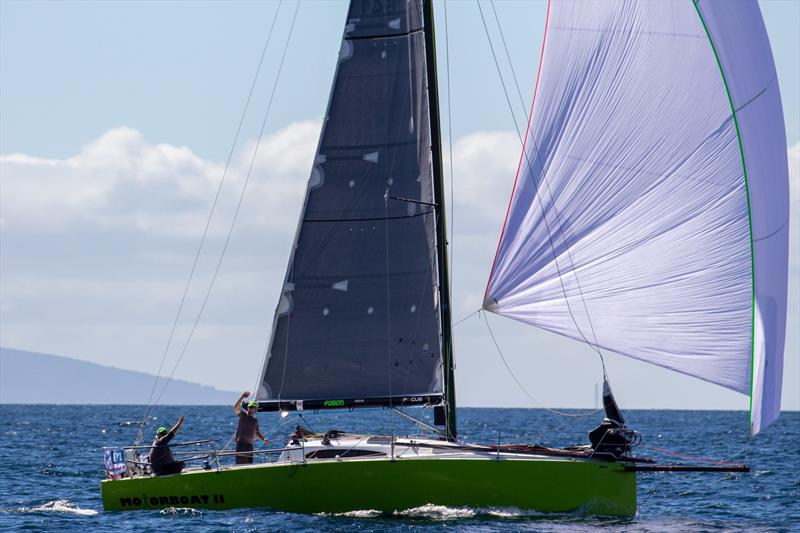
left=483, top=0, right=552, bottom=305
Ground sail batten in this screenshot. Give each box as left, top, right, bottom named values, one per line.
left=485, top=0, right=788, bottom=434
left=258, top=0, right=445, bottom=409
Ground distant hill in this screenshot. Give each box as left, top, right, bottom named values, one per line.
left=0, top=347, right=236, bottom=404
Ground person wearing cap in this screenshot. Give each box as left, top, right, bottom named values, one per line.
left=233, top=391, right=268, bottom=464
left=149, top=415, right=185, bottom=476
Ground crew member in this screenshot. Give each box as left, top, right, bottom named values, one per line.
left=233, top=391, right=269, bottom=464
left=149, top=415, right=186, bottom=476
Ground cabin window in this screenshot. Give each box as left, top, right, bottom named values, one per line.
left=305, top=449, right=385, bottom=459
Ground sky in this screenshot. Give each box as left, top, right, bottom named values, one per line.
left=1, top=0, right=798, bottom=417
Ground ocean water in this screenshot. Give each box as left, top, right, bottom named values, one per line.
left=0, top=405, right=797, bottom=532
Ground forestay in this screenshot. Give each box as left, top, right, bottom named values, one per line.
left=484, top=0, right=788, bottom=435
left=258, top=0, right=444, bottom=411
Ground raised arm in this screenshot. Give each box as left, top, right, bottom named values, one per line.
left=170, top=415, right=185, bottom=435
left=233, top=390, right=250, bottom=416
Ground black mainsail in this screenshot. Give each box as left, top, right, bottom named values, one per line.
left=258, top=0, right=454, bottom=436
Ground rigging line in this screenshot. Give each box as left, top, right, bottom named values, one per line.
left=383, top=7, right=394, bottom=429
left=489, top=0, right=528, bottom=120
left=297, top=413, right=315, bottom=433
left=476, top=0, right=607, bottom=376
left=444, top=0, right=455, bottom=286
left=254, top=281, right=275, bottom=400
left=640, top=444, right=747, bottom=466
left=638, top=441, right=750, bottom=505
left=475, top=0, right=524, bottom=134
left=135, top=1, right=285, bottom=442
left=219, top=431, right=237, bottom=454
left=261, top=412, right=295, bottom=444
left=452, top=309, right=480, bottom=327
left=153, top=0, right=303, bottom=406
left=638, top=474, right=669, bottom=507
left=481, top=310, right=602, bottom=418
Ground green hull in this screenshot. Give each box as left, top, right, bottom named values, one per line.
left=101, top=457, right=636, bottom=516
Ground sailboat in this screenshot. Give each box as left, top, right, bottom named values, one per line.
left=101, top=0, right=789, bottom=516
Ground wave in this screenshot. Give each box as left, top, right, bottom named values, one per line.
left=395, top=504, right=553, bottom=520
left=394, top=504, right=476, bottom=520
left=323, top=509, right=383, bottom=518
left=159, top=507, right=204, bottom=516
left=2, top=499, right=98, bottom=516
left=319, top=504, right=548, bottom=521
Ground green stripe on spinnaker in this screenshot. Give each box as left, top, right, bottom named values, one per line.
left=691, top=0, right=757, bottom=433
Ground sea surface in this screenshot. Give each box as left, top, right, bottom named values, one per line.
left=0, top=406, right=797, bottom=532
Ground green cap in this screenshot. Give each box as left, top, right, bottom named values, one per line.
left=247, top=401, right=258, bottom=408
left=156, top=426, right=168, bottom=434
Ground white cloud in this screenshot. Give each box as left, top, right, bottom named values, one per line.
left=0, top=121, right=320, bottom=236
left=237, top=120, right=322, bottom=234
left=448, top=130, right=520, bottom=224
left=439, top=131, right=523, bottom=314
left=0, top=123, right=321, bottom=390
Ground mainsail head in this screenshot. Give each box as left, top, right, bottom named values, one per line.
left=257, top=0, right=446, bottom=412
left=484, top=0, right=789, bottom=435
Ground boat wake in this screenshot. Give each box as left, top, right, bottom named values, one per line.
left=324, top=509, right=383, bottom=518
left=1, top=499, right=98, bottom=516
left=159, top=507, right=204, bottom=517
left=320, top=504, right=546, bottom=521
left=394, top=504, right=478, bottom=520
left=396, top=504, right=552, bottom=520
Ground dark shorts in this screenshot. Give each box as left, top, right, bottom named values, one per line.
left=235, top=441, right=254, bottom=464
left=152, top=461, right=185, bottom=476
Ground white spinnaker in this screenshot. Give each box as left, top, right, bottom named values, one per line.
left=484, top=0, right=788, bottom=435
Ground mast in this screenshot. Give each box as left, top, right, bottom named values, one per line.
left=422, top=0, right=457, bottom=441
